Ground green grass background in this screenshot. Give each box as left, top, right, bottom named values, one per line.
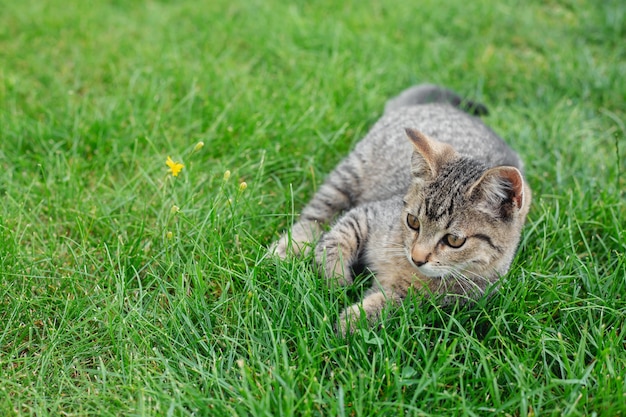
left=1, top=0, right=624, bottom=415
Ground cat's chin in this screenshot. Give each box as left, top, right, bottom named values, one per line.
left=410, top=262, right=446, bottom=279
left=418, top=269, right=445, bottom=279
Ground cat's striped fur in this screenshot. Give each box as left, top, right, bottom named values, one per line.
left=271, top=84, right=531, bottom=335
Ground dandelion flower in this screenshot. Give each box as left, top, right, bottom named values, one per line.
left=238, top=181, right=248, bottom=192
left=193, top=141, right=205, bottom=152
left=166, top=156, right=184, bottom=177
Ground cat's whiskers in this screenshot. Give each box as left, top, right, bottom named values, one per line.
left=439, top=266, right=485, bottom=298
left=381, top=243, right=412, bottom=262
left=381, top=246, right=409, bottom=259
left=459, top=267, right=501, bottom=290
left=448, top=265, right=503, bottom=300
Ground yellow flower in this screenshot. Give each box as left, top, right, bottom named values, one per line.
left=166, top=231, right=173, bottom=240
left=170, top=205, right=180, bottom=215
left=166, top=156, right=184, bottom=177
left=238, top=181, right=248, bottom=192
left=223, top=170, right=231, bottom=181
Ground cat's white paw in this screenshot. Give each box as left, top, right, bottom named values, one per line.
left=268, top=235, right=314, bottom=259
left=337, top=304, right=363, bottom=336
left=268, top=241, right=285, bottom=258
left=314, top=246, right=353, bottom=286
left=269, top=221, right=321, bottom=259
left=268, top=235, right=290, bottom=259
left=337, top=291, right=394, bottom=336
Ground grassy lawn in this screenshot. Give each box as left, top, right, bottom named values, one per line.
left=1, top=0, right=624, bottom=415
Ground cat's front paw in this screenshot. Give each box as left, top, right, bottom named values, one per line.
left=314, top=244, right=353, bottom=286
left=268, top=235, right=293, bottom=259
left=337, top=304, right=363, bottom=336
left=269, top=221, right=321, bottom=259
left=337, top=291, right=393, bottom=336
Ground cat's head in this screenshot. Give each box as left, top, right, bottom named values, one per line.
left=401, top=128, right=531, bottom=286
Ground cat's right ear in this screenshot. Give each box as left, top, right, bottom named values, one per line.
left=405, top=128, right=455, bottom=181
left=469, top=166, right=531, bottom=220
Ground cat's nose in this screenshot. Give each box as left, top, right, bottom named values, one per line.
left=411, top=245, right=430, bottom=267
left=413, top=259, right=427, bottom=267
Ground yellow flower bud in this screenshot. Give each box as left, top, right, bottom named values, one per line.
left=238, top=181, right=248, bottom=192
left=223, top=170, right=231, bottom=181
left=193, top=141, right=204, bottom=152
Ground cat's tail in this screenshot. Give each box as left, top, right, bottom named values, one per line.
left=384, top=84, right=489, bottom=116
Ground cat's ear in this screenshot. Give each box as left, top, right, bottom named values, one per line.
left=405, top=128, right=456, bottom=180
left=469, top=166, right=530, bottom=218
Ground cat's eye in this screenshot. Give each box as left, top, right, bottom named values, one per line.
left=444, top=234, right=466, bottom=248
left=406, top=214, right=420, bottom=231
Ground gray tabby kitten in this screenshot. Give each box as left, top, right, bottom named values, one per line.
left=272, top=84, right=531, bottom=335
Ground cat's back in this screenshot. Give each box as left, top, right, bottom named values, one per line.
left=360, top=104, right=522, bottom=170
left=342, top=103, right=523, bottom=204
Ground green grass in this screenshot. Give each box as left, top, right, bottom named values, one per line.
left=1, top=0, right=624, bottom=415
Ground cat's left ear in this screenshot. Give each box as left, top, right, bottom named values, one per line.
left=470, top=166, right=531, bottom=218
left=405, top=128, right=456, bottom=181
